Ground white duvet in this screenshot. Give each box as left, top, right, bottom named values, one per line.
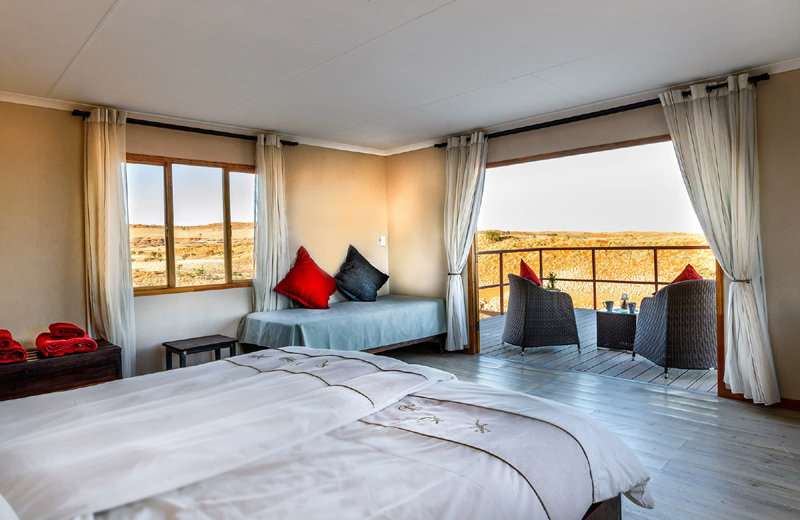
left=0, top=348, right=652, bottom=520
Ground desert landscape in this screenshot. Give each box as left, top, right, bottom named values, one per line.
left=129, top=223, right=254, bottom=287
left=476, top=230, right=714, bottom=318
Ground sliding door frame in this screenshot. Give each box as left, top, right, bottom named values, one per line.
left=472, top=135, right=729, bottom=398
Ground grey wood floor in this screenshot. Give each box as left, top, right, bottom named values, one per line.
left=386, top=345, right=800, bottom=520
left=480, top=310, right=718, bottom=395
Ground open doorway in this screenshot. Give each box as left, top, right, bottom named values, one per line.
left=471, top=137, right=721, bottom=394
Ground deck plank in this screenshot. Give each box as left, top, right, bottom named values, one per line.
left=478, top=310, right=716, bottom=395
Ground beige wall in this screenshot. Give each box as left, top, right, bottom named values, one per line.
left=385, top=147, right=448, bottom=299
left=127, top=124, right=254, bottom=165
left=0, top=101, right=86, bottom=346
left=133, top=288, right=251, bottom=375
left=487, top=104, right=669, bottom=165
left=284, top=145, right=389, bottom=303
left=757, top=68, right=800, bottom=401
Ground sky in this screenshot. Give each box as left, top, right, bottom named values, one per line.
left=127, top=163, right=255, bottom=226
left=477, top=141, right=705, bottom=234
left=127, top=141, right=701, bottom=232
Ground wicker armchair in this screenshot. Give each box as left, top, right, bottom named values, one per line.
left=502, top=274, right=581, bottom=354
left=633, top=279, right=716, bottom=376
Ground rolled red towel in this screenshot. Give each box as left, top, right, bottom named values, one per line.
left=0, top=329, right=13, bottom=350
left=36, top=333, right=97, bottom=357
left=48, top=323, right=86, bottom=339
left=0, top=340, right=27, bottom=364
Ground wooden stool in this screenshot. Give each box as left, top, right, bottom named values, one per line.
left=162, top=335, right=236, bottom=370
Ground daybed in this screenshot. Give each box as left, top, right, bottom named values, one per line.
left=0, top=347, right=653, bottom=520
left=238, top=294, right=447, bottom=354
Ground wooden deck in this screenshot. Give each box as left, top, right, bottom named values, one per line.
left=386, top=346, right=800, bottom=520
left=479, top=309, right=718, bottom=395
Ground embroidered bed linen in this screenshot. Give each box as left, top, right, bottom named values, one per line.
left=237, top=294, right=446, bottom=350
left=0, top=348, right=452, bottom=520
left=95, top=380, right=652, bottom=520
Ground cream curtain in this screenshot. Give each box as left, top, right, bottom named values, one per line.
left=253, top=134, right=291, bottom=312
left=444, top=132, right=489, bottom=351
left=660, top=74, right=780, bottom=405
left=84, top=108, right=136, bottom=378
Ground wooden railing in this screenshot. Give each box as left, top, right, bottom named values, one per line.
left=477, top=245, right=712, bottom=314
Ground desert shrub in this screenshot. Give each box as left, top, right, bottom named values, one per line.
left=484, top=231, right=502, bottom=242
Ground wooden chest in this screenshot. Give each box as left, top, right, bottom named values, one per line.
left=0, top=341, right=121, bottom=402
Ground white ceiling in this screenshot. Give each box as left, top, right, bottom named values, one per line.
left=2, top=0, right=800, bottom=152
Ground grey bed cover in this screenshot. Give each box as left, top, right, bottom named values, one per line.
left=237, top=294, right=446, bottom=351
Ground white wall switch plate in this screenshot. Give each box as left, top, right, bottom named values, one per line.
left=380, top=236, right=387, bottom=246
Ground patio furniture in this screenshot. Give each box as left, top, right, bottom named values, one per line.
left=597, top=308, right=639, bottom=351
left=502, top=274, right=581, bottom=354
left=633, top=279, right=717, bottom=376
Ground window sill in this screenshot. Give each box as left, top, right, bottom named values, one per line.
left=134, top=281, right=252, bottom=297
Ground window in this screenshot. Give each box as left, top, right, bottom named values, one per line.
left=229, top=172, right=256, bottom=280
left=127, top=163, right=168, bottom=287
left=126, top=154, right=256, bottom=295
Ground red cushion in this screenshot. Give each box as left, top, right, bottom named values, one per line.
left=519, top=260, right=542, bottom=286
left=670, top=264, right=703, bottom=284
left=655, top=264, right=703, bottom=294
left=274, top=247, right=337, bottom=309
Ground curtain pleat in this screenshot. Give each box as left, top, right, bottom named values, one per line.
left=252, top=134, right=291, bottom=312
left=660, top=74, right=780, bottom=405
left=443, top=132, right=488, bottom=351
left=84, top=108, right=136, bottom=377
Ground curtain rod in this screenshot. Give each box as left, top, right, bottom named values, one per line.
left=71, top=110, right=299, bottom=147
left=433, top=73, right=770, bottom=147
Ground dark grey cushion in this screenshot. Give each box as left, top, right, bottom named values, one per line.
left=334, top=245, right=389, bottom=302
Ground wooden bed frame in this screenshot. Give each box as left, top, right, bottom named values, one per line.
left=240, top=333, right=447, bottom=356
left=583, top=495, right=622, bottom=520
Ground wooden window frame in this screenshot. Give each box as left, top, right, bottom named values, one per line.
left=126, top=153, right=255, bottom=297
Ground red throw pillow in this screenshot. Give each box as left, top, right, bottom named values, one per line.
left=274, top=247, right=337, bottom=309
left=519, top=260, right=542, bottom=286
left=670, top=264, right=703, bottom=284
left=655, top=264, right=703, bottom=294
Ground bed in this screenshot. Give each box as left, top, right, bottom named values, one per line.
left=0, top=347, right=653, bottom=520
left=238, top=294, right=447, bottom=353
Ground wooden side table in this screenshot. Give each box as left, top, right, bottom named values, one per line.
left=596, top=309, right=638, bottom=352
left=162, top=334, right=237, bottom=369
left=0, top=341, right=121, bottom=402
